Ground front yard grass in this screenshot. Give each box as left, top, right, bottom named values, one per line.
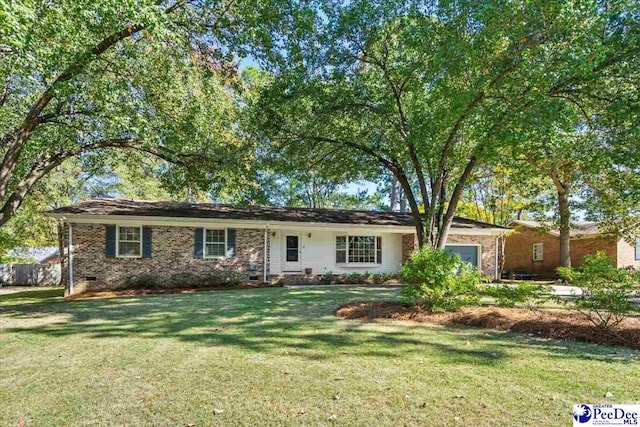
left=1, top=286, right=639, bottom=426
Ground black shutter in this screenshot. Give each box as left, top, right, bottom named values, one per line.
left=194, top=228, right=204, bottom=259
left=142, top=227, right=152, bottom=258
left=227, top=229, right=236, bottom=258
left=105, top=225, right=116, bottom=258
left=376, top=236, right=382, bottom=264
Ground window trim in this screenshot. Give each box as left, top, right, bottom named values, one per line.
left=203, top=228, right=227, bottom=259
left=335, top=234, right=381, bottom=266
left=116, top=225, right=143, bottom=258
left=533, top=243, right=544, bottom=262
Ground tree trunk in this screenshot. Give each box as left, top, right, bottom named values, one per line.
left=549, top=168, right=572, bottom=268
left=398, top=188, right=407, bottom=213
left=437, top=156, right=478, bottom=249
left=557, top=187, right=571, bottom=267
left=498, top=235, right=506, bottom=279
left=389, top=177, right=398, bottom=211
left=57, top=221, right=67, bottom=289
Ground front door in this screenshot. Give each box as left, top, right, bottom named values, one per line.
left=283, top=234, right=301, bottom=271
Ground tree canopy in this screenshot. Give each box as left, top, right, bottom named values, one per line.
left=1, top=0, right=639, bottom=264
left=252, top=0, right=640, bottom=248
left=0, top=0, right=298, bottom=227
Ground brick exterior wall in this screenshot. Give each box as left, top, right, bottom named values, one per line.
left=401, top=234, right=416, bottom=262
left=503, top=225, right=620, bottom=278
left=503, top=227, right=561, bottom=278
left=63, top=224, right=266, bottom=294
left=401, top=233, right=498, bottom=279
left=571, top=236, right=618, bottom=267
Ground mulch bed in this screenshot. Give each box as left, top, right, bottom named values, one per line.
left=335, top=301, right=640, bottom=350
left=69, top=283, right=280, bottom=299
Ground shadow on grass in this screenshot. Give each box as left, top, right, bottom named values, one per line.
left=0, top=288, right=64, bottom=304
left=2, top=286, right=636, bottom=364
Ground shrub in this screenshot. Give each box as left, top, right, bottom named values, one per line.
left=122, top=273, right=162, bottom=289
left=318, top=271, right=399, bottom=285
left=368, top=272, right=400, bottom=284
left=384, top=272, right=401, bottom=283
left=400, top=247, right=481, bottom=312
left=205, top=269, right=247, bottom=287
left=485, top=282, right=549, bottom=310
left=344, top=272, right=365, bottom=284
left=370, top=273, right=385, bottom=284
left=320, top=271, right=336, bottom=285
left=557, top=252, right=638, bottom=329
left=123, top=269, right=248, bottom=290
left=165, top=272, right=209, bottom=288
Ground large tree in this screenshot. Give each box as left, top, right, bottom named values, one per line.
left=252, top=0, right=639, bottom=248
left=0, top=0, right=291, bottom=227
left=505, top=1, right=640, bottom=266
left=575, top=96, right=640, bottom=245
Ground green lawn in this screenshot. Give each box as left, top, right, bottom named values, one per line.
left=1, top=286, right=639, bottom=426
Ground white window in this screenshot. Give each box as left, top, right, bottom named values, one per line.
left=635, top=237, right=640, bottom=261
left=205, top=229, right=226, bottom=258
left=533, top=243, right=544, bottom=261
left=117, top=226, right=142, bottom=257
left=336, top=235, right=382, bottom=264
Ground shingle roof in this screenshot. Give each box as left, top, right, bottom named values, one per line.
left=510, top=220, right=602, bottom=237
left=48, top=198, right=506, bottom=229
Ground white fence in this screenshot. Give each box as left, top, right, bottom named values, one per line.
left=0, top=264, right=61, bottom=286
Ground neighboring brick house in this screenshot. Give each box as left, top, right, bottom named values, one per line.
left=503, top=220, right=640, bottom=279
left=47, top=198, right=509, bottom=295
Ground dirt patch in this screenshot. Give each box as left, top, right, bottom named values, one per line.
left=335, top=301, right=640, bottom=350
left=69, top=283, right=281, bottom=299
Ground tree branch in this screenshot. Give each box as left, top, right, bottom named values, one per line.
left=374, top=39, right=432, bottom=221
left=0, top=138, right=143, bottom=226
left=0, top=1, right=186, bottom=202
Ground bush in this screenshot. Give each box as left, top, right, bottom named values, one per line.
left=123, top=269, right=248, bottom=290
left=318, top=271, right=399, bottom=285
left=400, top=247, right=481, bottom=312
left=121, top=273, right=162, bottom=289
left=205, top=269, right=247, bottom=287
left=485, top=283, right=549, bottom=310
left=558, top=252, right=638, bottom=329
left=165, top=272, right=206, bottom=288
left=320, top=271, right=336, bottom=285
left=344, top=272, right=365, bottom=284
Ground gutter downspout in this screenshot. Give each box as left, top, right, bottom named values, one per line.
left=68, top=221, right=74, bottom=295
left=263, top=225, right=269, bottom=283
